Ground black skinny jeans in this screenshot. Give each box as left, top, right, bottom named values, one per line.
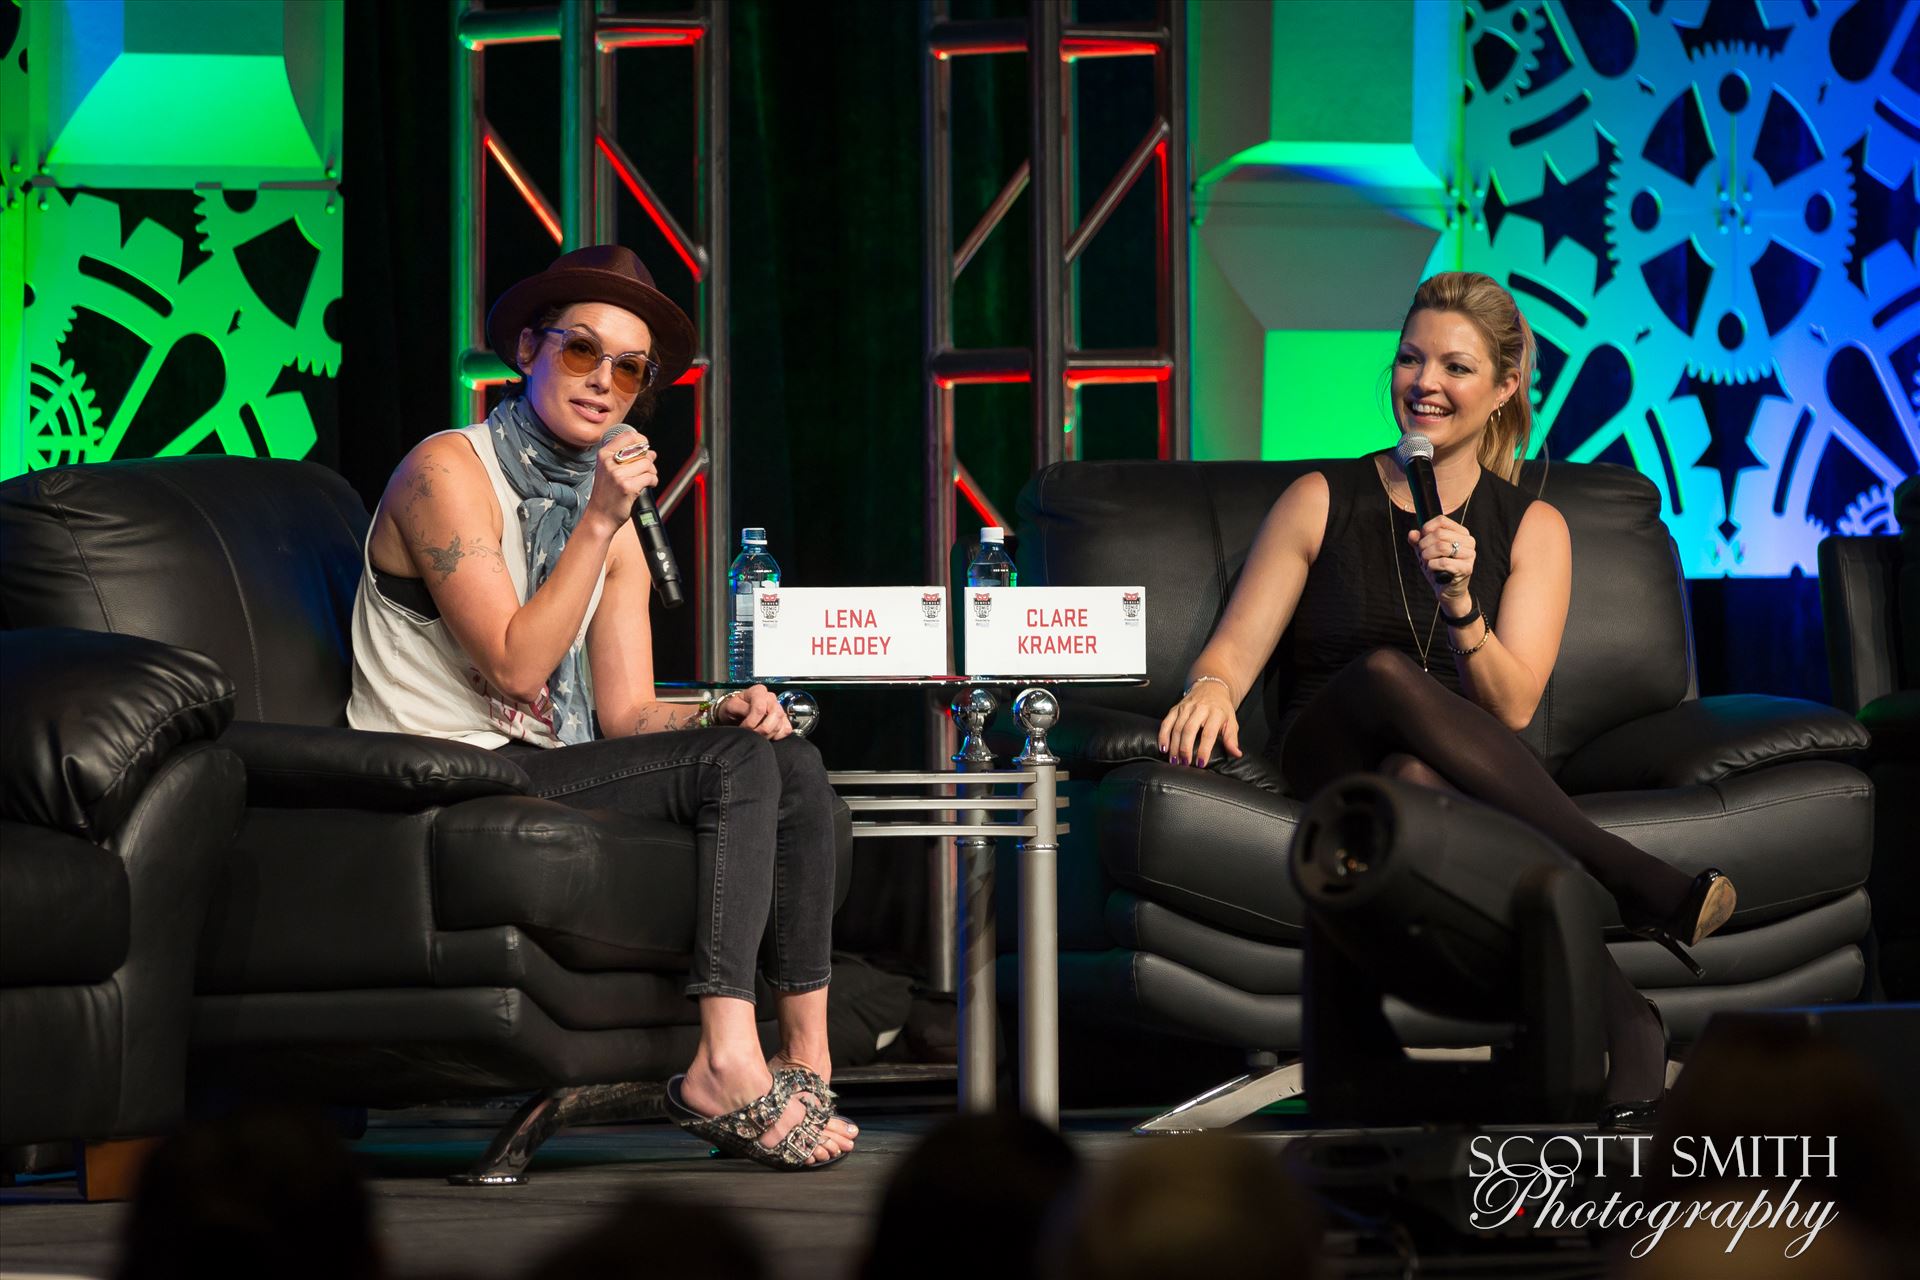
left=502, top=729, right=838, bottom=1003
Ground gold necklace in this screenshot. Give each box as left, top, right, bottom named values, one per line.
left=1382, top=463, right=1472, bottom=673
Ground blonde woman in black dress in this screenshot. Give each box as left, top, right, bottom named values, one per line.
left=1158, top=272, right=1735, bottom=1115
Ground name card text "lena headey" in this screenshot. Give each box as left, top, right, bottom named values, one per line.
left=963, top=586, right=1146, bottom=677
left=751, top=587, right=950, bottom=678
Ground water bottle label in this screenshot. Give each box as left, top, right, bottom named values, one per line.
left=734, top=593, right=754, bottom=623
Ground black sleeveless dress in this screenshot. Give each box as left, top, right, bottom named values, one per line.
left=1272, top=454, right=1538, bottom=756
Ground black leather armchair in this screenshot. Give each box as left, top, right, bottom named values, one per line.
left=0, top=458, right=853, bottom=1180
left=1819, top=476, right=1920, bottom=998
left=1005, top=459, right=1873, bottom=1117
left=1, top=628, right=244, bottom=1150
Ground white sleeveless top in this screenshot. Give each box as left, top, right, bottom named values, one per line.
left=347, top=424, right=608, bottom=749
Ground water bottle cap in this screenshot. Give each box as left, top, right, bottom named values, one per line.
left=980, top=527, right=1005, bottom=543
left=742, top=527, right=767, bottom=545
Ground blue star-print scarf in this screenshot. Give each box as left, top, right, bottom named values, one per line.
left=485, top=395, right=597, bottom=743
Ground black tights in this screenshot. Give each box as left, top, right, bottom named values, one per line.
left=1280, top=648, right=1676, bottom=1101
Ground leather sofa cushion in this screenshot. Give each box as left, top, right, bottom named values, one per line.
left=222, top=721, right=530, bottom=812
left=432, top=796, right=700, bottom=972
left=0, top=458, right=369, bottom=726
left=0, top=628, right=234, bottom=843
left=1555, top=694, right=1870, bottom=792
left=1105, top=886, right=1871, bottom=997
left=1098, top=764, right=1308, bottom=943
left=1097, top=758, right=1870, bottom=942
left=0, top=823, right=129, bottom=984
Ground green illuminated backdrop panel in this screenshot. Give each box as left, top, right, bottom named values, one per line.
left=1, top=0, right=341, bottom=480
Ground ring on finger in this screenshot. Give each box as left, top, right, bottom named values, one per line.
left=613, top=442, right=652, bottom=463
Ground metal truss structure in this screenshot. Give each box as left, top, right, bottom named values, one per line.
left=919, top=0, right=1191, bottom=1002
left=452, top=0, right=731, bottom=677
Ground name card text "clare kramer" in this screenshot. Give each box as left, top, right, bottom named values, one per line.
left=752, top=586, right=949, bottom=678
left=963, top=586, right=1146, bottom=677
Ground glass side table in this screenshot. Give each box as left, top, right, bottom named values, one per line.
left=660, top=675, right=1146, bottom=1126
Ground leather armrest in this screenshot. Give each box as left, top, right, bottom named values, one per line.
left=1029, top=703, right=1163, bottom=768
left=1556, top=694, right=1871, bottom=793
left=0, top=627, right=234, bottom=843
left=984, top=701, right=1290, bottom=791
left=984, top=702, right=1166, bottom=784
left=221, top=721, right=530, bottom=812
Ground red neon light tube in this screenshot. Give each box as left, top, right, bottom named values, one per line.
left=596, top=135, right=704, bottom=280
left=484, top=134, right=564, bottom=245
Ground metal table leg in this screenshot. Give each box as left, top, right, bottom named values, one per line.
left=950, top=687, right=999, bottom=1114
left=1013, top=687, right=1061, bottom=1126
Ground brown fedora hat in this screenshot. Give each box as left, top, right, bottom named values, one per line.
left=486, top=244, right=697, bottom=387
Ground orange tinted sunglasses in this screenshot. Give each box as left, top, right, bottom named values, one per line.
left=539, top=328, right=660, bottom=394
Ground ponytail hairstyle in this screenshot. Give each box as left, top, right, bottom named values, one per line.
left=1401, top=272, right=1536, bottom=484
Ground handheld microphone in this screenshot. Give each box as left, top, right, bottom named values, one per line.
left=602, top=428, right=686, bottom=610
left=1393, top=434, right=1453, bottom=586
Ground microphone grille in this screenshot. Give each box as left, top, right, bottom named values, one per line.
left=1396, top=434, right=1435, bottom=466
left=601, top=427, right=629, bottom=447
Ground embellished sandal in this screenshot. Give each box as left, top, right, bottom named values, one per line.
left=665, top=1073, right=846, bottom=1171
left=705, top=1063, right=850, bottom=1164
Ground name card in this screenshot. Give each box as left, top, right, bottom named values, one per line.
left=963, top=586, right=1146, bottom=677
left=752, top=586, right=949, bottom=678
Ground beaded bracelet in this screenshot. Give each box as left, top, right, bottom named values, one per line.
left=1186, top=674, right=1232, bottom=699
left=691, top=690, right=740, bottom=729
left=1448, top=618, right=1494, bottom=657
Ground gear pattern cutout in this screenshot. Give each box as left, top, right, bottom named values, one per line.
left=27, top=359, right=102, bottom=469
left=1838, top=482, right=1898, bottom=536
left=1460, top=0, right=1918, bottom=574
left=7, top=186, right=339, bottom=479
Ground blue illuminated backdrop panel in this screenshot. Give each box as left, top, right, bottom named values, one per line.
left=1458, top=0, right=1918, bottom=576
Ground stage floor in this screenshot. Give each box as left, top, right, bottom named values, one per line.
left=0, top=1110, right=1142, bottom=1280
left=2, top=1105, right=1613, bottom=1279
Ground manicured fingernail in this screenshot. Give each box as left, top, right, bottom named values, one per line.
left=1198, top=756, right=1208, bottom=767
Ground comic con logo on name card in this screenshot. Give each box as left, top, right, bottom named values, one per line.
left=759, top=591, right=781, bottom=624
left=1121, top=591, right=1142, bottom=623
left=972, top=591, right=994, bottom=621
left=921, top=591, right=945, bottom=624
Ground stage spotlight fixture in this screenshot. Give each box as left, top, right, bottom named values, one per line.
left=1290, top=773, right=1612, bottom=1125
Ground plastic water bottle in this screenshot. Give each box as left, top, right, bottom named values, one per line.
left=728, top=528, right=780, bottom=682
left=967, top=526, right=1017, bottom=588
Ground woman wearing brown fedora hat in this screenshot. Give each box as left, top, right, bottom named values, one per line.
left=347, top=246, right=856, bottom=1170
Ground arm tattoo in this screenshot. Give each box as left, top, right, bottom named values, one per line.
left=421, top=534, right=467, bottom=582
left=418, top=533, right=502, bottom=583
left=403, top=461, right=448, bottom=510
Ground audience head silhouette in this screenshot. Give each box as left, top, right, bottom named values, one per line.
left=1050, top=1133, right=1323, bottom=1280
left=860, top=1113, right=1079, bottom=1280
left=521, top=1192, right=765, bottom=1280
left=114, top=1105, right=379, bottom=1280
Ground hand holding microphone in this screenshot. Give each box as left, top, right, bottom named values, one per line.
left=600, top=427, right=686, bottom=610
left=1394, top=434, right=1475, bottom=599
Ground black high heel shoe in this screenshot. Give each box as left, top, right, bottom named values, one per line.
left=1599, top=999, right=1669, bottom=1131
left=1623, top=869, right=1737, bottom=979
